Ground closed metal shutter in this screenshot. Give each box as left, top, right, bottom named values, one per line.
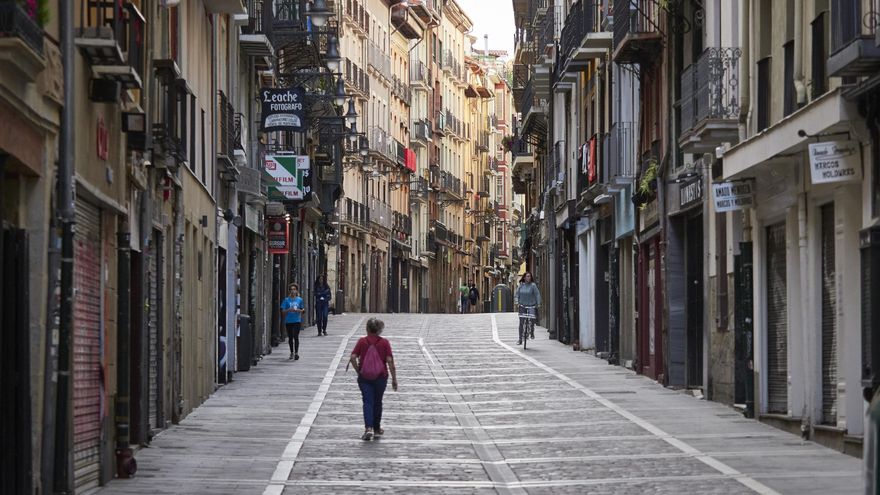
left=766, top=222, right=788, bottom=414
left=147, top=232, right=160, bottom=431
left=821, top=204, right=838, bottom=424
left=73, top=199, right=102, bottom=492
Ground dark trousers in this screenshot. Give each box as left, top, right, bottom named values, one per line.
left=315, top=302, right=329, bottom=332
left=286, top=322, right=301, bottom=353
left=357, top=376, right=388, bottom=429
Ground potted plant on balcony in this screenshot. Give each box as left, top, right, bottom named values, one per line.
left=501, top=135, right=516, bottom=152
left=634, top=159, right=659, bottom=210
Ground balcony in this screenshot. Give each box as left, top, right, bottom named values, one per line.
left=393, top=211, right=413, bottom=237
left=409, top=0, right=439, bottom=26
left=204, top=0, right=246, bottom=14
left=391, top=74, right=412, bottom=105
left=217, top=91, right=238, bottom=178
left=411, top=119, right=431, bottom=147
left=75, top=1, right=146, bottom=91
left=344, top=58, right=369, bottom=98
left=391, top=1, right=423, bottom=40
left=369, top=126, right=394, bottom=163
left=520, top=77, right=548, bottom=139
left=368, top=196, right=392, bottom=230
left=240, top=0, right=274, bottom=61
left=429, top=163, right=441, bottom=190
left=152, top=60, right=188, bottom=165
left=511, top=138, right=534, bottom=178
left=827, top=1, right=880, bottom=77
left=608, top=121, right=636, bottom=188
left=612, top=0, right=663, bottom=64
left=368, top=41, right=391, bottom=82
left=392, top=138, right=406, bottom=168
left=678, top=47, right=742, bottom=154
left=440, top=171, right=464, bottom=200
left=477, top=176, right=491, bottom=198
left=434, top=110, right=447, bottom=136
left=410, top=60, right=430, bottom=91
left=557, top=1, right=610, bottom=83
left=340, top=198, right=370, bottom=230
left=341, top=0, right=369, bottom=38
left=476, top=131, right=489, bottom=153
left=0, top=1, right=45, bottom=79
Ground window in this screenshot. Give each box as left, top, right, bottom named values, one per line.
left=811, top=12, right=828, bottom=98
left=757, top=57, right=771, bottom=131
left=783, top=41, right=795, bottom=116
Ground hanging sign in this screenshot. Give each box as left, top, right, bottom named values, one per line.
left=266, top=216, right=289, bottom=254
left=260, top=87, right=307, bottom=132
left=264, top=155, right=311, bottom=201
left=808, top=141, right=861, bottom=184
left=713, top=181, right=754, bottom=212
left=678, top=176, right=703, bottom=210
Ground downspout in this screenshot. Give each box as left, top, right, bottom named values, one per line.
left=739, top=0, right=751, bottom=141
left=54, top=0, right=76, bottom=490
left=793, top=0, right=807, bottom=107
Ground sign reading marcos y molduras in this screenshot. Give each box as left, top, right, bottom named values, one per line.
left=713, top=181, right=754, bottom=212
left=264, top=154, right=311, bottom=201
left=808, top=140, right=861, bottom=184
left=261, top=87, right=306, bottom=132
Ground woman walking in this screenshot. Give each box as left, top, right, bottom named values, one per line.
left=515, top=272, right=541, bottom=345
left=281, top=284, right=305, bottom=360
left=314, top=275, right=331, bottom=336
left=349, top=318, right=398, bottom=441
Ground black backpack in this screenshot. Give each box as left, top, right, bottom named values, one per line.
left=469, top=287, right=479, bottom=302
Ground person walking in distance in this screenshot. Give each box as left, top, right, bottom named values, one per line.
left=349, top=318, right=398, bottom=441
left=515, top=272, right=541, bottom=345
left=314, top=275, right=331, bottom=336
left=468, top=281, right=480, bottom=313
left=281, top=284, right=305, bottom=360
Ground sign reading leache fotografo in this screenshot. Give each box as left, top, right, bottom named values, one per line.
left=260, top=87, right=306, bottom=132
left=264, top=155, right=311, bottom=201
left=808, top=141, right=861, bottom=184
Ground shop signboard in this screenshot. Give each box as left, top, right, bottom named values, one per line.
left=713, top=181, right=754, bottom=212
left=267, top=216, right=289, bottom=254
left=264, top=154, right=311, bottom=201
left=260, top=87, right=306, bottom=132
left=808, top=140, right=861, bottom=184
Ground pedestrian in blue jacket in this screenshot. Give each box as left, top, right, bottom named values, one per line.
left=314, top=275, right=331, bottom=336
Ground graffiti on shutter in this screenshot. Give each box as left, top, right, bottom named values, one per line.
left=820, top=204, right=838, bottom=424
left=73, top=199, right=102, bottom=492
left=766, top=222, right=788, bottom=414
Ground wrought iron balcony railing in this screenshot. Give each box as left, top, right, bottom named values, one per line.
left=75, top=0, right=146, bottom=89
left=340, top=198, right=370, bottom=228
left=612, top=0, right=663, bottom=62
left=558, top=0, right=597, bottom=71
left=0, top=1, right=44, bottom=55
left=609, top=121, right=636, bottom=182
left=368, top=196, right=392, bottom=229
left=680, top=47, right=741, bottom=136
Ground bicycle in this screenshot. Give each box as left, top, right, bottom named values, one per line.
left=518, top=305, right=536, bottom=349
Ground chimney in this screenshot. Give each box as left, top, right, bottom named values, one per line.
left=484, top=34, right=489, bottom=59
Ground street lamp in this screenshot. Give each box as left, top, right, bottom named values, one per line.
left=348, top=122, right=360, bottom=144
left=307, top=0, right=333, bottom=28
left=359, top=135, right=369, bottom=156
left=325, top=36, right=342, bottom=73
left=345, top=99, right=358, bottom=126
left=334, top=76, right=346, bottom=107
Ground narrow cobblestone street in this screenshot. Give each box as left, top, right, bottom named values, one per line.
left=98, top=314, right=861, bottom=495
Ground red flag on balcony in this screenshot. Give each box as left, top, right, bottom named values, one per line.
left=405, top=148, right=417, bottom=172
left=587, top=136, right=597, bottom=184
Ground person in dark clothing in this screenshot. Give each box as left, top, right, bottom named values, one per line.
left=468, top=281, right=479, bottom=313
left=314, top=275, right=331, bottom=336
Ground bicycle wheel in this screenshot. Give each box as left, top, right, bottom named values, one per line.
left=522, top=322, right=527, bottom=350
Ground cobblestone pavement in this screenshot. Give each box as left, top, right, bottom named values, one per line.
left=99, top=313, right=862, bottom=494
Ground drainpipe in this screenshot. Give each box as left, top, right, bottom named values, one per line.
left=53, top=0, right=76, bottom=491
left=739, top=0, right=750, bottom=141
left=793, top=0, right=807, bottom=107
left=798, top=189, right=813, bottom=437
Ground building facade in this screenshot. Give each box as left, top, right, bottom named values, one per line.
left=512, top=0, right=874, bottom=457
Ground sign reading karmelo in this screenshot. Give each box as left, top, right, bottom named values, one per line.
left=260, top=87, right=306, bottom=132
left=808, top=140, right=861, bottom=184
left=713, top=181, right=754, bottom=212
left=264, top=155, right=311, bottom=201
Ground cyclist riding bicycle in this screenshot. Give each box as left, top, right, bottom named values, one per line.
left=515, top=272, right=542, bottom=345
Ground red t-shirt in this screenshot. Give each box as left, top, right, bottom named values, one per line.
left=352, top=335, right=393, bottom=378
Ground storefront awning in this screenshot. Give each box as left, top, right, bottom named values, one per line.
left=722, top=88, right=856, bottom=180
